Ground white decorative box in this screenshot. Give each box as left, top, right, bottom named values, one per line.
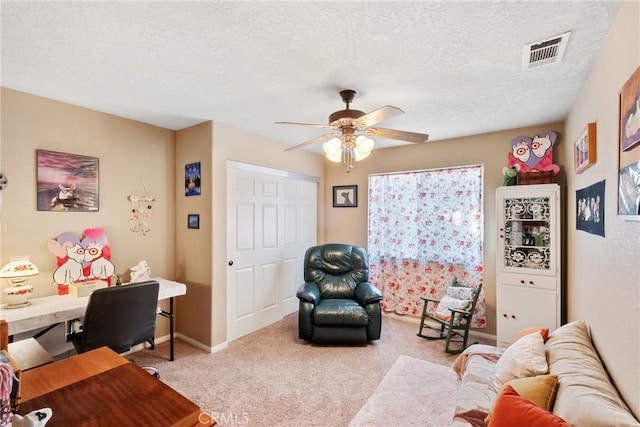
left=69, top=280, right=108, bottom=297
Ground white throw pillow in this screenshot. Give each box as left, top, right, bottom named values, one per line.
left=494, top=331, right=548, bottom=389
left=434, top=295, right=471, bottom=325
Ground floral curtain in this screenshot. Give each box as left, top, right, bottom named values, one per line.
left=367, top=165, right=486, bottom=327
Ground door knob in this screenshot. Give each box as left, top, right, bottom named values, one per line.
left=228, top=261, right=234, bottom=266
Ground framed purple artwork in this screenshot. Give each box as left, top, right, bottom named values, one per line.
left=37, top=149, right=99, bottom=212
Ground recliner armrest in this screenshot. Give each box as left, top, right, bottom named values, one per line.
left=296, top=282, right=320, bottom=305
left=355, top=282, right=383, bottom=305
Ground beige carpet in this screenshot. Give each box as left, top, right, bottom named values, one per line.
left=349, top=355, right=460, bottom=426
left=132, top=314, right=490, bottom=426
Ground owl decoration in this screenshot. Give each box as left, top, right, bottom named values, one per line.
left=504, top=131, right=560, bottom=176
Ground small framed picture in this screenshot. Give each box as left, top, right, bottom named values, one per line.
left=618, top=160, right=640, bottom=219
left=185, top=162, right=201, bottom=196
left=333, top=185, right=357, bottom=207
left=574, top=122, right=597, bottom=173
left=576, top=180, right=605, bottom=237
left=187, top=214, right=200, bottom=229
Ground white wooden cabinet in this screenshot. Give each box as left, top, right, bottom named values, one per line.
left=496, top=184, right=561, bottom=347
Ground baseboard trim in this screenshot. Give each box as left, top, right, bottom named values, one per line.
left=175, top=332, right=228, bottom=354
left=382, top=312, right=497, bottom=343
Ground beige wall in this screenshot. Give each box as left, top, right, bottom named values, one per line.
left=1, top=2, right=637, bottom=413
left=0, top=88, right=325, bottom=350
left=0, top=88, right=177, bottom=338
left=562, top=0, right=639, bottom=417
left=323, top=122, right=564, bottom=339
left=210, top=122, right=325, bottom=347
left=175, top=122, right=213, bottom=345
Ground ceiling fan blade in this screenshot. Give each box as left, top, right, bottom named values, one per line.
left=275, top=121, right=335, bottom=129
left=353, top=105, right=404, bottom=128
left=284, top=133, right=337, bottom=152
left=366, top=127, right=429, bottom=144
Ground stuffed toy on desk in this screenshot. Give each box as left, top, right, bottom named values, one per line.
left=8, top=409, right=52, bottom=427
left=1, top=363, right=51, bottom=427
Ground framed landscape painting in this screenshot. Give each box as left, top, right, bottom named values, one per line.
left=36, top=149, right=99, bottom=212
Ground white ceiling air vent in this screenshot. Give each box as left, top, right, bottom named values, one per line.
left=522, top=31, right=571, bottom=71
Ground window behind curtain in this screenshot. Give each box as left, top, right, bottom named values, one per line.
left=367, top=165, right=486, bottom=327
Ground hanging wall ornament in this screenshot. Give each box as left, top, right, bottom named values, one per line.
left=0, top=171, right=7, bottom=190
left=128, top=176, right=155, bottom=235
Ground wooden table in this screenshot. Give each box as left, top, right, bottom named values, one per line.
left=17, top=347, right=214, bottom=426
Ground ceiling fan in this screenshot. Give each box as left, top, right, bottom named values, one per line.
left=276, top=89, right=429, bottom=171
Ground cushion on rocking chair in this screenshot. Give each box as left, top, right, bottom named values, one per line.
left=445, top=286, right=475, bottom=300
left=434, top=295, right=472, bottom=325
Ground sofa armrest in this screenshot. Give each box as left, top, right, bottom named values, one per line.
left=296, top=282, right=320, bottom=305
left=354, top=282, right=383, bottom=305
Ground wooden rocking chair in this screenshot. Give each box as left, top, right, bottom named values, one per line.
left=417, top=280, right=483, bottom=354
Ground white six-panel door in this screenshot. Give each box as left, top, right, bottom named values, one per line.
left=227, top=163, right=317, bottom=341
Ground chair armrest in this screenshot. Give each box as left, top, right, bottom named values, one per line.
left=420, top=296, right=440, bottom=310
left=296, top=282, right=320, bottom=305
left=355, top=282, right=383, bottom=305
left=449, top=307, right=472, bottom=316
left=442, top=307, right=472, bottom=325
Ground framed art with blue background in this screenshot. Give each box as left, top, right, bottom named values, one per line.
left=576, top=180, right=605, bottom=237
left=185, top=162, right=201, bottom=196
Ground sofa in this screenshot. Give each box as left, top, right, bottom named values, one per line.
left=451, top=320, right=640, bottom=426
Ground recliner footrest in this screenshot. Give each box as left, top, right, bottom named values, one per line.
left=313, top=299, right=368, bottom=326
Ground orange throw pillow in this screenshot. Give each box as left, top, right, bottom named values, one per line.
left=513, top=327, right=549, bottom=343
left=487, top=385, right=576, bottom=427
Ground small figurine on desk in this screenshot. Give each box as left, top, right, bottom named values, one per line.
left=7, top=408, right=52, bottom=427
left=130, top=260, right=151, bottom=283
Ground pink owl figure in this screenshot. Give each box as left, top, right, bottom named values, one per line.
left=506, top=131, right=560, bottom=175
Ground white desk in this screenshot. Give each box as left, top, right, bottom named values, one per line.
left=0, top=277, right=186, bottom=361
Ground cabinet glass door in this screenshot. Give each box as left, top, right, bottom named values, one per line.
left=498, top=186, right=558, bottom=274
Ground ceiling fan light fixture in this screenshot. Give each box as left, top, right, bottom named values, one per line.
left=355, top=135, right=374, bottom=153
left=353, top=147, right=371, bottom=161
left=322, top=137, right=342, bottom=156
left=325, top=150, right=342, bottom=163
left=277, top=88, right=429, bottom=173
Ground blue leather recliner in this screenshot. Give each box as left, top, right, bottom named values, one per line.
left=296, top=243, right=383, bottom=344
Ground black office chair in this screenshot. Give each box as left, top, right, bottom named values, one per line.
left=68, top=280, right=160, bottom=376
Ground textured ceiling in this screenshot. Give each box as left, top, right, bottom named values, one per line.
left=0, top=1, right=623, bottom=153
